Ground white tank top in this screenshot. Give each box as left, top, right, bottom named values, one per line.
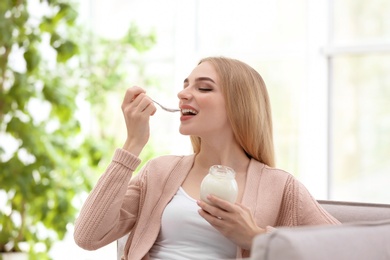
left=149, top=187, right=237, bottom=259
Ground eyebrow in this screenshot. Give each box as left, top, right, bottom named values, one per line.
left=183, top=77, right=216, bottom=84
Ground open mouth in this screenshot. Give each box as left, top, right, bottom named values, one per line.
left=181, top=108, right=198, bottom=116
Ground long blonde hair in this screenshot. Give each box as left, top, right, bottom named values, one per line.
left=190, top=57, right=275, bottom=167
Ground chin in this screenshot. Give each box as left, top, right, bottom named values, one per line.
left=179, top=129, right=191, bottom=135
left=179, top=127, right=196, bottom=136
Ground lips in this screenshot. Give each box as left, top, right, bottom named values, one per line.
left=180, top=105, right=198, bottom=121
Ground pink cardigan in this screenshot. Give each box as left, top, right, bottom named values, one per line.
left=74, top=149, right=340, bottom=260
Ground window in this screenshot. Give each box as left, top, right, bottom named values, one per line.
left=328, top=0, right=390, bottom=203
left=81, top=0, right=390, bottom=203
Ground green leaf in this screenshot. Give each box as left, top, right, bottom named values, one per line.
left=49, top=32, right=61, bottom=46
left=8, top=72, right=34, bottom=111
left=24, top=46, right=41, bottom=72
left=39, top=17, right=56, bottom=33
left=57, top=3, right=78, bottom=25
left=55, top=40, right=78, bottom=62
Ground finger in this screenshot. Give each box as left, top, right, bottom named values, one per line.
left=236, top=202, right=249, bottom=210
left=131, top=93, right=147, bottom=108
left=123, top=86, right=145, bottom=106
left=134, top=95, right=156, bottom=113
left=198, top=208, right=224, bottom=227
left=206, top=195, right=236, bottom=212
left=197, top=200, right=228, bottom=220
left=142, top=99, right=157, bottom=115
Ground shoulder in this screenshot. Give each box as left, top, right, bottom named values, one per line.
left=249, top=159, right=295, bottom=184
left=259, top=164, right=312, bottom=202
left=138, top=154, right=195, bottom=178
left=244, top=160, right=298, bottom=223
left=146, top=154, right=194, bottom=169
left=264, top=164, right=294, bottom=178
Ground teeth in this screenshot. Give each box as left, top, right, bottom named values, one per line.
left=181, top=108, right=198, bottom=115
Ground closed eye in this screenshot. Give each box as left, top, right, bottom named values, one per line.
left=199, top=88, right=212, bottom=92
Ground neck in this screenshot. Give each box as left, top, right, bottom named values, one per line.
left=194, top=139, right=250, bottom=174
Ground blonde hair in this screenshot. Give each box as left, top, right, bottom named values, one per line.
left=190, top=57, right=275, bottom=167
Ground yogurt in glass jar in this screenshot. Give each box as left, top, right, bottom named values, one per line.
left=200, top=165, right=238, bottom=206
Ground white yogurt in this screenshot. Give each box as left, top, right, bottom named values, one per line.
left=200, top=165, right=238, bottom=206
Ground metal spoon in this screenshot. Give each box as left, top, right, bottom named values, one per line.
left=152, top=99, right=180, bottom=113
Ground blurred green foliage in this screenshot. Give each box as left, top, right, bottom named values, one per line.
left=0, top=0, right=156, bottom=259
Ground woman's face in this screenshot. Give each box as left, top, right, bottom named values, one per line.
left=178, top=61, right=231, bottom=139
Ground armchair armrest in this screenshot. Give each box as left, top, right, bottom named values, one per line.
left=250, top=219, right=390, bottom=260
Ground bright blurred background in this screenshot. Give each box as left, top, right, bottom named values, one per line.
left=1, top=0, right=389, bottom=259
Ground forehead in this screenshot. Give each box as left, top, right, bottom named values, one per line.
left=185, top=61, right=219, bottom=84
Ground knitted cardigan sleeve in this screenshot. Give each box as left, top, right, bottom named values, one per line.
left=276, top=175, right=340, bottom=227
left=73, top=149, right=142, bottom=250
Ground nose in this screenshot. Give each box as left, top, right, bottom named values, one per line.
left=177, top=88, right=192, bottom=100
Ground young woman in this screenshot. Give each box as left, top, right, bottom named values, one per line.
left=74, top=57, right=340, bottom=260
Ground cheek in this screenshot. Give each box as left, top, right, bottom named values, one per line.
left=206, top=107, right=230, bottom=127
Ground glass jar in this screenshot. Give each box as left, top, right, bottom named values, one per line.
left=200, top=165, right=238, bottom=206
